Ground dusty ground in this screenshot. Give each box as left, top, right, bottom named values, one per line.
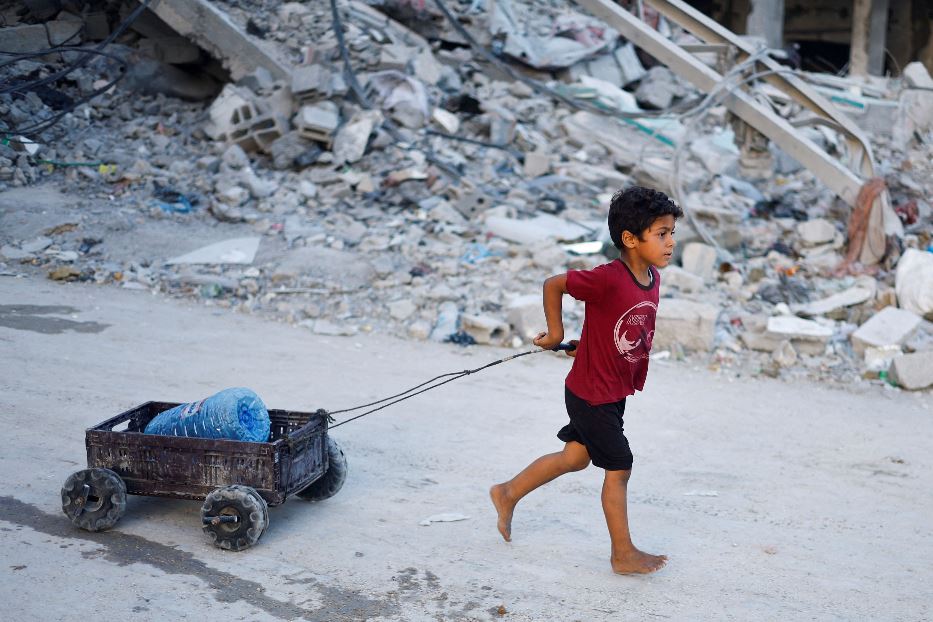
left=1, top=275, right=931, bottom=621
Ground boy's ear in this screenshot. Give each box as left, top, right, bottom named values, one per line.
left=620, top=230, right=638, bottom=248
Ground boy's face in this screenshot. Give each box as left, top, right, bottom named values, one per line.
left=623, top=215, right=676, bottom=268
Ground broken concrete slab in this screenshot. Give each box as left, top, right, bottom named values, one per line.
left=889, top=350, right=933, bottom=390
left=654, top=299, right=719, bottom=352
left=796, top=218, right=837, bottom=246
left=507, top=294, right=543, bottom=341
left=895, top=248, right=933, bottom=319
left=333, top=110, right=382, bottom=165
left=851, top=306, right=923, bottom=355
left=484, top=214, right=591, bottom=245
left=766, top=315, right=833, bottom=346
left=658, top=265, right=704, bottom=293
left=148, top=0, right=291, bottom=80
left=166, top=237, right=261, bottom=265
left=793, top=284, right=875, bottom=318
left=523, top=151, right=551, bottom=178
left=681, top=242, right=717, bottom=281
left=431, top=108, right=460, bottom=134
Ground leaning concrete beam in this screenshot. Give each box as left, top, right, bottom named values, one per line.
left=147, top=0, right=291, bottom=80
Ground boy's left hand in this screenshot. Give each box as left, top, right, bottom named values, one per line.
left=533, top=331, right=563, bottom=350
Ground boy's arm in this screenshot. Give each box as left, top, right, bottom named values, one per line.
left=532, top=273, right=568, bottom=350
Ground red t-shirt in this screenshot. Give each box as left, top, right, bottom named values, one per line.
left=565, top=260, right=660, bottom=405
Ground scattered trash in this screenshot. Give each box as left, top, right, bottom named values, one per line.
left=419, top=512, right=470, bottom=526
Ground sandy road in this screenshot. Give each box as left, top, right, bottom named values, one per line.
left=0, top=275, right=930, bottom=621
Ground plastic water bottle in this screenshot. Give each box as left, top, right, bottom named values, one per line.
left=144, top=387, right=271, bottom=442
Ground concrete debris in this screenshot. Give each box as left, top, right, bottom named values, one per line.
left=851, top=307, right=923, bottom=356
left=895, top=249, right=933, bottom=319
left=2, top=0, right=931, bottom=393
left=680, top=242, right=718, bottom=281
left=654, top=299, right=719, bottom=352
left=889, top=351, right=933, bottom=391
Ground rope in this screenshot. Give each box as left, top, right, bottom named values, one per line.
left=327, top=347, right=556, bottom=428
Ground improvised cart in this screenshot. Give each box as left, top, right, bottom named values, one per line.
left=60, top=401, right=346, bottom=551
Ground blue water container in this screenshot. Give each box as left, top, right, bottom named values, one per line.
left=144, top=387, right=271, bottom=442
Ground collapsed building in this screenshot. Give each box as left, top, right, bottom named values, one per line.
left=1, top=0, right=932, bottom=390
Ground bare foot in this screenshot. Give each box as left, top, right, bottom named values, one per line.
left=611, top=549, right=668, bottom=575
left=489, top=484, right=514, bottom=542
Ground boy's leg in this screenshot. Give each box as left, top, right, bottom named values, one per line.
left=602, top=469, right=667, bottom=574
left=490, top=441, right=590, bottom=541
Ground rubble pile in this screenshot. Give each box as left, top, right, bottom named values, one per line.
left=1, top=0, right=932, bottom=391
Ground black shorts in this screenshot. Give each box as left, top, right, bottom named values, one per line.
left=557, top=386, right=633, bottom=471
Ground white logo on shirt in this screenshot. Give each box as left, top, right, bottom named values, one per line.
left=613, top=300, right=657, bottom=363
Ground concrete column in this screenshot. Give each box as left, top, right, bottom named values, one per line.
left=746, top=0, right=785, bottom=49
left=850, top=0, right=890, bottom=76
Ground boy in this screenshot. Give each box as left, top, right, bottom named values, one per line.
left=490, top=186, right=683, bottom=575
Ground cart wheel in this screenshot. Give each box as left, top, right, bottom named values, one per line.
left=200, top=485, right=268, bottom=551
left=61, top=468, right=127, bottom=532
left=296, top=436, right=347, bottom=501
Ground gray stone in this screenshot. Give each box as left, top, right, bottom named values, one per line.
left=889, top=350, right=933, bottom=390
left=794, top=284, right=874, bottom=318
left=531, top=246, right=567, bottom=271
left=654, top=299, right=719, bottom=352
left=20, top=236, right=52, bottom=253
left=310, top=319, right=358, bottom=336
left=0, top=245, right=31, bottom=260
left=772, top=340, right=798, bottom=368
left=461, top=314, right=510, bottom=345
left=333, top=110, right=382, bottom=165
left=507, top=294, right=543, bottom=340
left=659, top=265, right=704, bottom=293
left=895, top=248, right=933, bottom=318
left=903, top=62, right=933, bottom=89
left=851, top=306, right=922, bottom=355
left=523, top=151, right=550, bottom=178
left=222, top=144, right=251, bottom=169
left=680, top=242, right=717, bottom=281
left=796, top=218, right=837, bottom=246
left=388, top=299, right=416, bottom=321
left=634, top=66, right=682, bottom=110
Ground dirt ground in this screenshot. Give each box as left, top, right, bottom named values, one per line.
left=0, top=275, right=930, bottom=622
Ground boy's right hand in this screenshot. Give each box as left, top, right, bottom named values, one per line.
left=565, top=339, right=579, bottom=357
left=533, top=331, right=564, bottom=350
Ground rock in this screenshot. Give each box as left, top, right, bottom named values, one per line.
left=309, top=319, right=357, bottom=336
left=430, top=301, right=460, bottom=342
left=48, top=266, right=81, bottom=281
left=659, top=265, right=704, bottom=293
left=903, top=61, right=933, bottom=89
left=0, top=244, right=31, bottom=260
left=412, top=48, right=442, bottom=85
left=523, top=151, right=550, bottom=178
left=531, top=246, right=567, bottom=271
left=461, top=314, right=510, bottom=345
left=772, top=340, right=798, bottom=368
left=895, top=248, right=933, bottom=318
left=298, top=180, right=318, bottom=199
left=388, top=299, right=417, bottom=320
left=851, top=306, right=923, bottom=355
left=634, top=66, right=682, bottom=110
left=333, top=110, right=382, bottom=165
left=889, top=350, right=933, bottom=390
left=680, top=242, right=717, bottom=280
left=431, top=108, right=460, bottom=134
left=654, top=299, right=719, bottom=352
left=217, top=185, right=249, bottom=206
left=408, top=320, right=433, bottom=340
left=222, top=144, right=251, bottom=169
left=507, top=294, right=543, bottom=340
left=21, top=236, right=52, bottom=253
left=273, top=246, right=375, bottom=291
left=796, top=218, right=837, bottom=246
left=689, top=131, right=738, bottom=175
left=239, top=169, right=276, bottom=199
left=864, top=345, right=903, bottom=372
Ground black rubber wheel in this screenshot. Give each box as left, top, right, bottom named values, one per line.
left=200, top=485, right=268, bottom=551
left=61, top=468, right=127, bottom=532
left=296, top=436, right=347, bottom=501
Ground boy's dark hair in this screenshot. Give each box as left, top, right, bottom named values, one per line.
left=608, top=186, right=683, bottom=248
